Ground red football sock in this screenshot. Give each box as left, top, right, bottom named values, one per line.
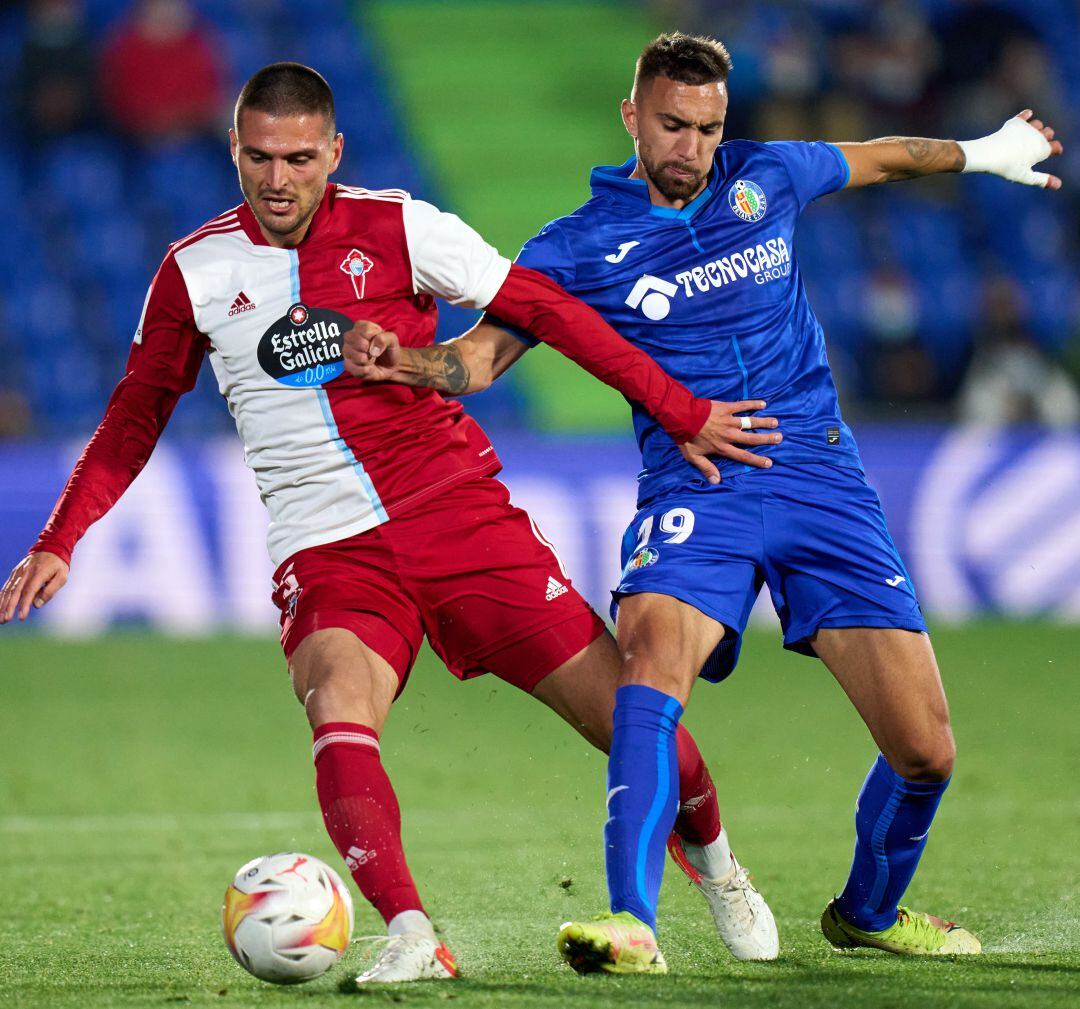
left=313, top=721, right=426, bottom=924
left=674, top=724, right=723, bottom=845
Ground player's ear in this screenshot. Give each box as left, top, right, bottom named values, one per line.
left=328, top=133, right=344, bottom=175
left=621, top=98, right=638, bottom=139
left=229, top=128, right=239, bottom=166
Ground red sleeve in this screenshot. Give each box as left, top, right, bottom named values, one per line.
left=31, top=254, right=207, bottom=565
left=486, top=263, right=710, bottom=443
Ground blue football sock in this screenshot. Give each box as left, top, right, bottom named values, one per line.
left=604, top=684, right=684, bottom=934
left=835, top=753, right=950, bottom=932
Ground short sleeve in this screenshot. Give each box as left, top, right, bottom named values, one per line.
left=493, top=223, right=578, bottom=348
left=401, top=198, right=512, bottom=308
left=766, top=141, right=850, bottom=210
left=130, top=253, right=207, bottom=393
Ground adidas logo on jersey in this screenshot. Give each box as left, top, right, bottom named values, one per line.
left=546, top=576, right=568, bottom=601
left=228, top=291, right=256, bottom=316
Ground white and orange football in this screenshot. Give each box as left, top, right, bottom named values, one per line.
left=221, top=852, right=354, bottom=984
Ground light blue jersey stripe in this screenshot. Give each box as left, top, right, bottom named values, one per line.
left=288, top=248, right=301, bottom=303
left=634, top=695, right=682, bottom=913
left=315, top=389, right=390, bottom=522
left=288, top=249, right=389, bottom=522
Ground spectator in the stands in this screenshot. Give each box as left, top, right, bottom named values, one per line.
left=99, top=0, right=225, bottom=142
left=17, top=0, right=97, bottom=144
left=860, top=266, right=940, bottom=405
left=957, top=275, right=1080, bottom=427
left=0, top=389, right=32, bottom=439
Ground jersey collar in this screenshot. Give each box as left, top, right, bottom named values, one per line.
left=590, top=155, right=716, bottom=221
left=237, top=183, right=337, bottom=247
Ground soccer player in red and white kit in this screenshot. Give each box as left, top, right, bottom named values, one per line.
left=0, top=64, right=783, bottom=982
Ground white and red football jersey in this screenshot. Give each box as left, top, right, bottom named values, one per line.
left=33, top=184, right=709, bottom=570
left=135, top=184, right=511, bottom=565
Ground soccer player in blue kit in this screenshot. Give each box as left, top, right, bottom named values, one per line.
left=342, top=33, right=1063, bottom=971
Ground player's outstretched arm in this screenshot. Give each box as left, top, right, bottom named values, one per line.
left=344, top=318, right=781, bottom=484
left=398, top=199, right=780, bottom=480
left=837, top=110, right=1063, bottom=189
left=343, top=320, right=525, bottom=395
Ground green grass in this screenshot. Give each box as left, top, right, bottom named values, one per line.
left=366, top=1, right=658, bottom=432
left=0, top=625, right=1077, bottom=1007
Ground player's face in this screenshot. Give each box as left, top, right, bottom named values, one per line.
left=231, top=109, right=344, bottom=247
left=622, top=76, right=727, bottom=206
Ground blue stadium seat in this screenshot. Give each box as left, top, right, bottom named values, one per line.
left=31, top=136, right=127, bottom=223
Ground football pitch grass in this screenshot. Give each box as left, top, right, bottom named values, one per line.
left=1, top=624, right=1076, bottom=1008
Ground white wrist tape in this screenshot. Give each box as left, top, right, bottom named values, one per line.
left=958, top=116, right=1053, bottom=187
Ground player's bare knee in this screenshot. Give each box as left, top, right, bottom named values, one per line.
left=890, top=731, right=956, bottom=782
left=619, top=650, right=695, bottom=702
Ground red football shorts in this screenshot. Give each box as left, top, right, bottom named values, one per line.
left=271, top=477, right=605, bottom=695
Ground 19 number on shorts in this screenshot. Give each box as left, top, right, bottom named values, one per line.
left=636, top=507, right=696, bottom=548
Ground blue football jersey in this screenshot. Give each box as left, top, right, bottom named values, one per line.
left=509, top=140, right=857, bottom=503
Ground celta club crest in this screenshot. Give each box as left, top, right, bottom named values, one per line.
left=340, top=248, right=374, bottom=299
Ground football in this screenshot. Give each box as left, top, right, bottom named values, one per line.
left=221, top=852, right=354, bottom=984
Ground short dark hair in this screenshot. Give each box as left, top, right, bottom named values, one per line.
left=634, top=32, right=733, bottom=93
left=235, top=62, right=336, bottom=134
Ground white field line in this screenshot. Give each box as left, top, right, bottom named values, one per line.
left=3, top=799, right=1075, bottom=835
left=0, top=811, right=319, bottom=833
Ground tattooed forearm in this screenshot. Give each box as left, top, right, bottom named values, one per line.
left=399, top=344, right=472, bottom=394
left=873, top=137, right=966, bottom=180
left=902, top=137, right=965, bottom=172
left=840, top=136, right=967, bottom=187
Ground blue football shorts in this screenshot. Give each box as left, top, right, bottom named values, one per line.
left=612, top=463, right=928, bottom=682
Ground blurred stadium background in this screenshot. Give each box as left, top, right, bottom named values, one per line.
left=1, top=3, right=1078, bottom=1004
left=1, top=0, right=1078, bottom=632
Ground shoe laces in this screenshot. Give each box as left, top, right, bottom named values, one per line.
left=894, top=906, right=944, bottom=946
left=355, top=931, right=429, bottom=967
left=710, top=866, right=758, bottom=927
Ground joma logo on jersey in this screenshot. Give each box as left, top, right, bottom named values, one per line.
left=624, top=236, right=792, bottom=319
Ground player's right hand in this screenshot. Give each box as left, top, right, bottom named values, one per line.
left=0, top=551, right=69, bottom=624
left=343, top=321, right=403, bottom=382
left=681, top=400, right=782, bottom=484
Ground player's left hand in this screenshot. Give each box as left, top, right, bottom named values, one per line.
left=960, top=110, right=1064, bottom=189
left=343, top=321, right=402, bottom=382
left=681, top=400, right=782, bottom=484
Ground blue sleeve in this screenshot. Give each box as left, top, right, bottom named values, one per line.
left=488, top=223, right=578, bottom=348
left=766, top=141, right=850, bottom=211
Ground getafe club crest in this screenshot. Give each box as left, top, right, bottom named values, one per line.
left=340, top=248, right=374, bottom=299
left=729, top=179, right=767, bottom=222
left=624, top=546, right=660, bottom=575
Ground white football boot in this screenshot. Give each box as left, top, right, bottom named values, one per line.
left=353, top=918, right=458, bottom=985
left=668, top=834, right=780, bottom=961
